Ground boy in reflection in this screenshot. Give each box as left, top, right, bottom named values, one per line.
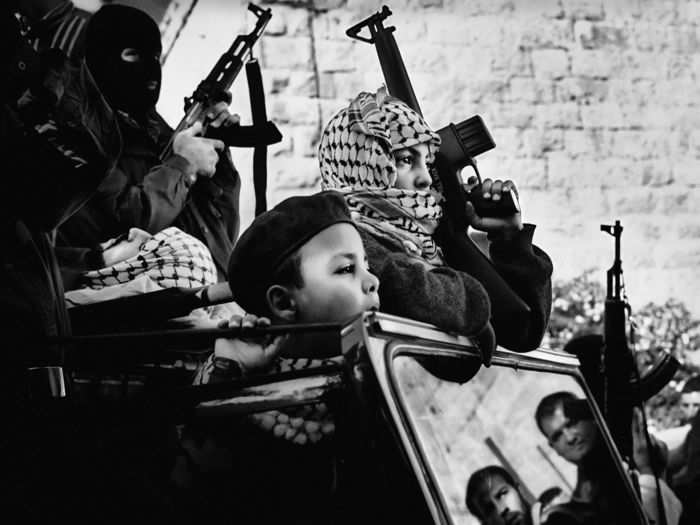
left=466, top=465, right=532, bottom=525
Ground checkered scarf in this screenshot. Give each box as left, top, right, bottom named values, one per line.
left=82, top=227, right=217, bottom=289
left=319, top=88, right=444, bottom=264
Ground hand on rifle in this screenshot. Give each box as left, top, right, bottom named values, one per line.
left=205, top=100, right=240, bottom=130
left=464, top=176, right=523, bottom=240
left=632, top=407, right=667, bottom=476
left=101, top=227, right=151, bottom=266
left=213, top=313, right=287, bottom=375
left=172, top=121, right=225, bottom=183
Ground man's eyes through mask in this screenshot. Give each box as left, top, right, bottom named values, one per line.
left=120, top=48, right=141, bottom=63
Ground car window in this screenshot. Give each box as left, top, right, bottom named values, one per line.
left=389, top=351, right=645, bottom=525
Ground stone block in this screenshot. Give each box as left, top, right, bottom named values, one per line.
left=491, top=127, right=523, bottom=154
left=561, top=0, right=605, bottom=20
left=269, top=155, right=322, bottom=189
left=262, top=36, right=314, bottom=70
left=609, top=187, right=657, bottom=214
left=580, top=102, right=625, bottom=129
left=269, top=95, right=320, bottom=125
left=292, top=125, right=322, bottom=157
left=522, top=128, right=565, bottom=155
left=535, top=103, right=581, bottom=129
left=519, top=18, right=574, bottom=48
left=532, top=49, right=570, bottom=80
left=506, top=77, right=553, bottom=104
left=315, top=39, right=372, bottom=73
left=672, top=159, right=700, bottom=186
left=571, top=49, right=618, bottom=77
left=576, top=21, right=630, bottom=50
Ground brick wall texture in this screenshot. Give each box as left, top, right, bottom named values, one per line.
left=159, top=0, right=700, bottom=316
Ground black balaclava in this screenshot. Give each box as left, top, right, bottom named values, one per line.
left=85, top=5, right=162, bottom=119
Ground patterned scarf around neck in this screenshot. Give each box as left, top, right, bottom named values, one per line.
left=319, top=88, right=445, bottom=265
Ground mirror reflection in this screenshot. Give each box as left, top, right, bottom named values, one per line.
left=392, top=354, right=641, bottom=525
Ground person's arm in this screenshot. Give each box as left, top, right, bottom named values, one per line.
left=438, top=177, right=553, bottom=351
left=193, top=314, right=286, bottom=385
left=361, top=231, right=492, bottom=337
left=488, top=223, right=553, bottom=350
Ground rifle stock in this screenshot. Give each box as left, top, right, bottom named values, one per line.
left=69, top=282, right=234, bottom=335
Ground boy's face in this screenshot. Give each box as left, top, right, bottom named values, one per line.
left=289, top=223, right=379, bottom=323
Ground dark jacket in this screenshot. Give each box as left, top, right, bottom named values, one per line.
left=1, top=52, right=119, bottom=368
left=362, top=223, right=552, bottom=351
left=56, top=109, right=241, bottom=281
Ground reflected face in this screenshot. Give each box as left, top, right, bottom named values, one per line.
left=680, top=391, right=700, bottom=423
left=289, top=223, right=380, bottom=323
left=541, top=404, right=598, bottom=464
left=472, top=475, right=529, bottom=525
left=393, top=143, right=435, bottom=191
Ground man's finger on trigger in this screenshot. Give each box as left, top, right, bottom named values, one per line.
left=210, top=112, right=228, bottom=129
left=210, top=138, right=225, bottom=151
left=189, top=121, right=203, bottom=135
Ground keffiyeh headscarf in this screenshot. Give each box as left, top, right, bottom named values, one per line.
left=319, top=88, right=445, bottom=265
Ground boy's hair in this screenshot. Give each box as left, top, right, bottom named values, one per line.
left=246, top=252, right=304, bottom=317
left=465, top=465, right=518, bottom=518
left=534, top=391, right=578, bottom=434
left=227, top=191, right=354, bottom=317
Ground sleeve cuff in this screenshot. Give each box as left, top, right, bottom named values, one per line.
left=164, top=154, right=194, bottom=184
left=489, top=223, right=536, bottom=256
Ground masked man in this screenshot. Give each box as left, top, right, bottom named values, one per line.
left=57, top=4, right=241, bottom=282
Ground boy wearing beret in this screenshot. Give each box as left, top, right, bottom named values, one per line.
left=195, top=189, right=380, bottom=383
left=179, top=191, right=380, bottom=524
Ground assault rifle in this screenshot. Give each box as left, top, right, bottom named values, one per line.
left=347, top=6, right=533, bottom=350
left=600, top=220, right=634, bottom=458
left=601, top=220, right=671, bottom=525
left=159, top=3, right=281, bottom=160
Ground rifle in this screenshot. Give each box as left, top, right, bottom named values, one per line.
left=346, top=6, right=532, bottom=350
left=601, top=221, right=670, bottom=525
left=68, top=281, right=234, bottom=335
left=159, top=3, right=281, bottom=161
left=600, top=220, right=634, bottom=458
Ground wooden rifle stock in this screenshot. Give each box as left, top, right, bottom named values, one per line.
left=347, top=7, right=531, bottom=347
left=159, top=3, right=273, bottom=160
left=69, top=282, right=234, bottom=335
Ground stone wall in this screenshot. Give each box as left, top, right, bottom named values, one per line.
left=159, top=0, right=700, bottom=315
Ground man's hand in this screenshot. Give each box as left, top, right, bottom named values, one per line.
left=205, top=100, right=240, bottom=129
left=101, top=227, right=151, bottom=267
left=463, top=176, right=523, bottom=239
left=172, top=121, right=225, bottom=182
left=213, top=314, right=287, bottom=375
left=632, top=407, right=667, bottom=475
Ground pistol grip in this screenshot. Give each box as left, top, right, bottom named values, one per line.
left=465, top=185, right=520, bottom=218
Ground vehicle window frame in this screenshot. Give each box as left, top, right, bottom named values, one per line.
left=382, top=342, right=650, bottom=525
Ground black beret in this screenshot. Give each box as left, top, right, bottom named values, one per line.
left=228, top=191, right=355, bottom=315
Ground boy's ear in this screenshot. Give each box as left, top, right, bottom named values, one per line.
left=266, top=285, right=297, bottom=322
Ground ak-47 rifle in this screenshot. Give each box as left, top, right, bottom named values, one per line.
left=600, top=220, right=634, bottom=458
left=601, top=221, right=671, bottom=525
left=159, top=3, right=281, bottom=161
left=346, top=6, right=533, bottom=350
